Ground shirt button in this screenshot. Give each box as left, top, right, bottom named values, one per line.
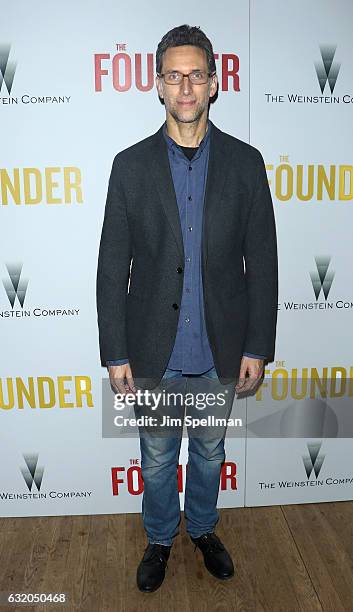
left=186, top=257, right=191, bottom=262
left=188, top=195, right=192, bottom=201
left=176, top=266, right=183, bottom=274
left=186, top=288, right=190, bottom=293
left=188, top=226, right=193, bottom=231
left=172, top=303, right=179, bottom=310
left=189, top=166, right=192, bottom=171
left=184, top=317, right=190, bottom=323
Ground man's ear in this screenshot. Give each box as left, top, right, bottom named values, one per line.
left=209, top=74, right=218, bottom=99
left=155, top=76, right=164, bottom=99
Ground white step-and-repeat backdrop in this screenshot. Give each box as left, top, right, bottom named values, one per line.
left=1, top=0, right=352, bottom=517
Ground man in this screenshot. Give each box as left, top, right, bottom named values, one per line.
left=97, top=25, right=278, bottom=592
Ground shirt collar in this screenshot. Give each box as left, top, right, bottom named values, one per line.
left=163, top=119, right=211, bottom=158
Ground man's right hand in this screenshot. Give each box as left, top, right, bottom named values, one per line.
left=108, top=363, right=136, bottom=395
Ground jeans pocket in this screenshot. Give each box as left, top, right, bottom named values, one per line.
left=201, top=367, right=219, bottom=380
left=162, top=368, right=183, bottom=380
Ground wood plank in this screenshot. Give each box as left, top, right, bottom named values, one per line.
left=100, top=514, right=126, bottom=612
left=283, top=501, right=353, bottom=611
left=0, top=518, right=19, bottom=592
left=62, top=514, right=91, bottom=611
left=80, top=515, right=108, bottom=612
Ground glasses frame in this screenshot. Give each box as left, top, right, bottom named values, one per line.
left=157, top=70, right=215, bottom=85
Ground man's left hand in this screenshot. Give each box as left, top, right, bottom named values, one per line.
left=235, top=356, right=264, bottom=394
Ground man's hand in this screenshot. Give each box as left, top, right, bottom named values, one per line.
left=108, top=363, right=136, bottom=395
left=235, top=356, right=264, bottom=394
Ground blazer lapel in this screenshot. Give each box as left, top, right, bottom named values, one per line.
left=149, top=126, right=185, bottom=260
left=201, top=122, right=230, bottom=269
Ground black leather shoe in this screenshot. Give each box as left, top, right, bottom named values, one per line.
left=191, top=532, right=234, bottom=579
left=136, top=543, right=172, bottom=592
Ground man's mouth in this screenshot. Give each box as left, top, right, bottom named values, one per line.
left=177, top=100, right=196, bottom=106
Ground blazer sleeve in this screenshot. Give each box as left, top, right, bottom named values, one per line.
left=96, top=156, right=132, bottom=366
left=242, top=150, right=278, bottom=360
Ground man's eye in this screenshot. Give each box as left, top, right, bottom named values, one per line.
left=168, top=73, right=179, bottom=80
left=193, top=72, right=203, bottom=79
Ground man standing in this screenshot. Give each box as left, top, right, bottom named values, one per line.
left=97, top=25, right=278, bottom=592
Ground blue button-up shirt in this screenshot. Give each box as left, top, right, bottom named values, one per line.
left=106, top=121, right=266, bottom=368
left=163, top=121, right=214, bottom=374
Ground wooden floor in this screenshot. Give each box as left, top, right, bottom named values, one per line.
left=1, top=502, right=353, bottom=611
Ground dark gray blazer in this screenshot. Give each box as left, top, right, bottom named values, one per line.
left=96, top=120, right=278, bottom=388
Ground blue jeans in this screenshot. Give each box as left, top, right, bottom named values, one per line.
left=134, top=367, right=236, bottom=546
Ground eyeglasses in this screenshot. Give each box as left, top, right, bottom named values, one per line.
left=157, top=70, right=214, bottom=85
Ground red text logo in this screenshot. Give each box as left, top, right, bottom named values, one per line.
left=94, top=44, right=240, bottom=93
left=111, top=460, right=237, bottom=496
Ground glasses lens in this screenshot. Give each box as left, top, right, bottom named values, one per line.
left=189, top=71, right=208, bottom=84
left=165, top=72, right=182, bottom=84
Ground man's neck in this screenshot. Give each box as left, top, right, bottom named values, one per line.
left=165, top=114, right=209, bottom=147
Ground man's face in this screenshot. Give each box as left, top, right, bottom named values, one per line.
left=156, top=45, right=218, bottom=124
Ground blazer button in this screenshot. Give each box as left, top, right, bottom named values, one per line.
left=172, top=303, right=179, bottom=310
left=176, top=267, right=183, bottom=274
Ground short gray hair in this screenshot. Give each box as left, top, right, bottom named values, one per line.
left=156, top=25, right=216, bottom=75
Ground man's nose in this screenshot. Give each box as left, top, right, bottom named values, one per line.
left=181, top=75, right=192, bottom=95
